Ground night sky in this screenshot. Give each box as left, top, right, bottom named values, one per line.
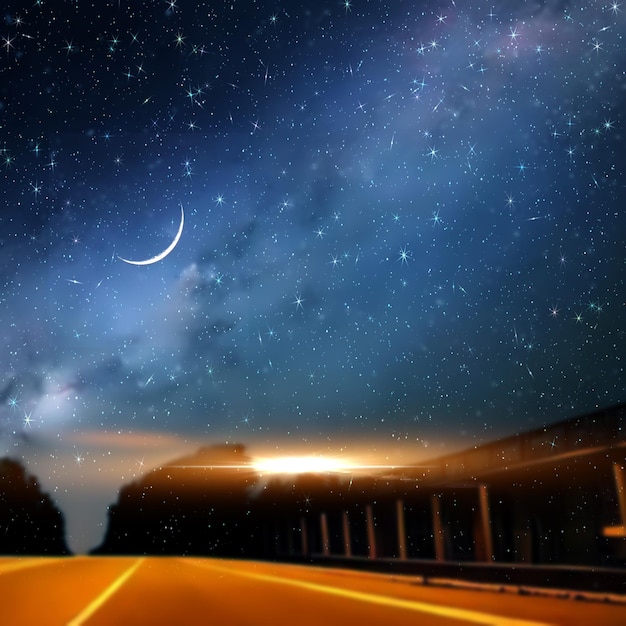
left=1, top=0, right=624, bottom=551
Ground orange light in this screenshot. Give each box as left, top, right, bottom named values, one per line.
left=252, top=455, right=354, bottom=475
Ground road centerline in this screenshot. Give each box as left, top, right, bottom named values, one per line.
left=183, top=559, right=554, bottom=626
left=66, top=558, right=144, bottom=626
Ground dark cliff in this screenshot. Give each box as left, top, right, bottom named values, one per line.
left=0, top=458, right=70, bottom=555
left=93, top=444, right=261, bottom=555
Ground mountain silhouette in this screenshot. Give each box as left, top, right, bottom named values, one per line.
left=92, top=444, right=392, bottom=557
left=0, top=458, right=70, bottom=555
left=93, top=444, right=261, bottom=555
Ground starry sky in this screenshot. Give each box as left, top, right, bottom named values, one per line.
left=1, top=0, right=624, bottom=551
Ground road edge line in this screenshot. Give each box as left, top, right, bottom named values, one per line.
left=183, top=559, right=554, bottom=626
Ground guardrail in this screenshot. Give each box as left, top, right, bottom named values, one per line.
left=275, top=553, right=626, bottom=595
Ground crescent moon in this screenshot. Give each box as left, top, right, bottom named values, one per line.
left=119, top=205, right=185, bottom=266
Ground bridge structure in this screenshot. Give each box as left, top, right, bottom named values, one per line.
left=264, top=404, right=626, bottom=589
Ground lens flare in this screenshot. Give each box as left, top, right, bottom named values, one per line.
left=252, top=455, right=355, bottom=475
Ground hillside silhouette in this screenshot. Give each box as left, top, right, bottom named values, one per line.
left=92, top=444, right=395, bottom=557
left=0, top=458, right=70, bottom=555
left=93, top=444, right=260, bottom=555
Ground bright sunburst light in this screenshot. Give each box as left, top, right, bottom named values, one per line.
left=252, top=455, right=356, bottom=475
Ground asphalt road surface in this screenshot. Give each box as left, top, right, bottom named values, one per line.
left=1, top=556, right=625, bottom=625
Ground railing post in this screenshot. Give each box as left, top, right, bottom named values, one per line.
left=602, top=462, right=626, bottom=538
left=396, top=499, right=407, bottom=560
left=342, top=510, right=352, bottom=557
left=431, top=493, right=445, bottom=561
left=478, top=484, right=494, bottom=561
left=366, top=504, right=377, bottom=559
left=320, top=512, right=330, bottom=556
left=613, top=462, right=626, bottom=525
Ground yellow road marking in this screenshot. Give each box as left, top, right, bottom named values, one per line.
left=184, top=559, right=554, bottom=626
left=66, top=558, right=144, bottom=626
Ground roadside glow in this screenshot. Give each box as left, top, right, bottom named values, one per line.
left=252, top=455, right=354, bottom=475
left=166, top=456, right=419, bottom=476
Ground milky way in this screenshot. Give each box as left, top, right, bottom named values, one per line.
left=0, top=0, right=624, bottom=549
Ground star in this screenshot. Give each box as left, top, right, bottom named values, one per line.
left=2, top=34, right=16, bottom=55
left=590, top=39, right=603, bottom=53
left=108, top=34, right=120, bottom=52
left=398, top=247, right=411, bottom=265
left=174, top=31, right=186, bottom=48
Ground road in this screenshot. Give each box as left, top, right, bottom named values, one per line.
left=0, top=556, right=625, bottom=625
